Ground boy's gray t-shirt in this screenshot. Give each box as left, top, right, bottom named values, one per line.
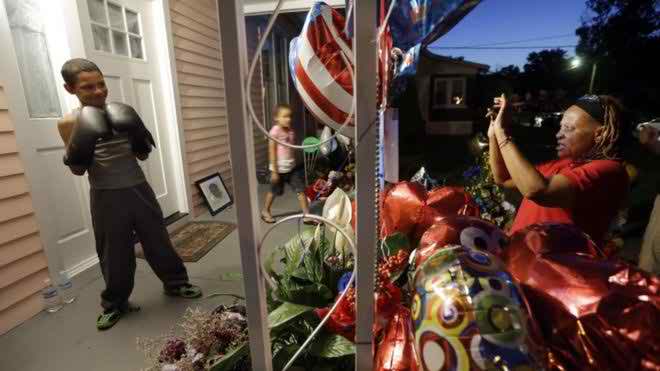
left=74, top=108, right=147, bottom=189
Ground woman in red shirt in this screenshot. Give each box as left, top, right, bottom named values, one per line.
left=489, top=94, right=629, bottom=247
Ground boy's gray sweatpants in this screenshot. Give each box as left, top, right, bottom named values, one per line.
left=90, top=182, right=189, bottom=310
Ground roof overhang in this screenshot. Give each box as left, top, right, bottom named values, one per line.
left=243, top=0, right=346, bottom=15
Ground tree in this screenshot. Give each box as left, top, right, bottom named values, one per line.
left=497, top=65, right=521, bottom=78
left=522, top=49, right=570, bottom=92
left=576, top=0, right=660, bottom=115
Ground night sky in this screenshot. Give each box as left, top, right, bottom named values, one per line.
left=428, top=0, right=589, bottom=71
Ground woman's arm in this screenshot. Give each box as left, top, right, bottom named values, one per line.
left=492, top=95, right=576, bottom=208
left=487, top=109, right=515, bottom=189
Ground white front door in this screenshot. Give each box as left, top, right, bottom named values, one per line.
left=77, top=0, right=179, bottom=217
left=0, top=0, right=96, bottom=275
left=0, top=0, right=182, bottom=276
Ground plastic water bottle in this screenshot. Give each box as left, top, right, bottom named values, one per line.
left=42, top=279, right=62, bottom=313
left=58, top=271, right=76, bottom=304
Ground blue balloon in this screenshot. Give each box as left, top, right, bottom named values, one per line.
left=337, top=271, right=353, bottom=292
left=388, top=0, right=482, bottom=52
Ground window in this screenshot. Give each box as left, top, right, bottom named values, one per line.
left=87, top=0, right=144, bottom=59
left=431, top=76, right=466, bottom=109
left=5, top=0, right=62, bottom=118
left=260, top=27, right=290, bottom=128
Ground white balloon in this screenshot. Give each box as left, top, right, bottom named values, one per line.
left=319, top=126, right=338, bottom=156
left=337, top=133, right=351, bottom=147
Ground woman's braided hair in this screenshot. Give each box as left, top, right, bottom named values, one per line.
left=582, top=95, right=625, bottom=161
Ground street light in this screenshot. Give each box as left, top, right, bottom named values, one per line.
left=570, top=57, right=582, bottom=69
left=569, top=56, right=597, bottom=94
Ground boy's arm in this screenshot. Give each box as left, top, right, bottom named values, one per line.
left=58, top=115, right=88, bottom=176
left=57, top=114, right=75, bottom=146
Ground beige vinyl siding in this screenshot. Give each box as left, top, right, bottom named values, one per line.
left=170, top=0, right=268, bottom=216
left=170, top=0, right=232, bottom=217
left=0, top=85, right=48, bottom=335
left=246, top=19, right=268, bottom=169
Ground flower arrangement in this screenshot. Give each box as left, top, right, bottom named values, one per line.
left=463, top=152, right=517, bottom=229
left=137, top=304, right=250, bottom=371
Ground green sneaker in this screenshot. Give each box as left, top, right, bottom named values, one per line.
left=96, top=309, right=122, bottom=331
left=164, top=283, right=203, bottom=299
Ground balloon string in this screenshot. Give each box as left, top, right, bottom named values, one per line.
left=377, top=0, right=397, bottom=41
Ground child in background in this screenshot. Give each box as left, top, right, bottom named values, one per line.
left=261, top=104, right=311, bottom=223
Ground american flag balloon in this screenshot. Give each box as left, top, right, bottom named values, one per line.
left=289, top=3, right=355, bottom=138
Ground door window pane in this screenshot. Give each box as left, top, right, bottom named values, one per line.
left=107, top=2, right=125, bottom=30
left=126, top=9, right=140, bottom=35
left=5, top=0, right=62, bottom=117
left=87, top=0, right=106, bottom=24
left=112, top=30, right=128, bottom=56
left=129, top=36, right=143, bottom=59
left=92, top=24, right=111, bottom=52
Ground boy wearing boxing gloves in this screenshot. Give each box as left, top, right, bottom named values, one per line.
left=58, top=58, right=201, bottom=330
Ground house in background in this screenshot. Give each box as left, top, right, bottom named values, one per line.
left=397, top=50, right=489, bottom=178
left=415, top=51, right=489, bottom=136
left=0, top=0, right=343, bottom=334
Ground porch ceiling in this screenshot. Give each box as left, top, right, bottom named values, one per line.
left=243, top=0, right=345, bottom=15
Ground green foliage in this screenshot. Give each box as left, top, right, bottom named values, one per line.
left=310, top=333, right=356, bottom=358
left=381, top=233, right=410, bottom=256
left=268, top=302, right=314, bottom=329
left=276, top=281, right=333, bottom=308
left=264, top=225, right=357, bottom=370
left=272, top=226, right=348, bottom=307
left=207, top=343, right=248, bottom=371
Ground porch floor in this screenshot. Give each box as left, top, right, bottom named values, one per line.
left=0, top=185, right=305, bottom=371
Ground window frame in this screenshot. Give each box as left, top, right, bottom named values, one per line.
left=430, top=75, right=467, bottom=109
left=86, top=0, right=145, bottom=61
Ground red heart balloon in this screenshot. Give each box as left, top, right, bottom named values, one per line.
left=381, top=182, right=427, bottom=237
left=501, top=223, right=660, bottom=371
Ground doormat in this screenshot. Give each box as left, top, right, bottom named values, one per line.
left=136, top=221, right=236, bottom=262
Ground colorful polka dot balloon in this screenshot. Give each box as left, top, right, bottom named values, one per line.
left=415, top=216, right=508, bottom=268
left=412, top=245, right=540, bottom=371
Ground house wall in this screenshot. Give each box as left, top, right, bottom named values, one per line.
left=169, top=0, right=266, bottom=216
left=246, top=17, right=268, bottom=170
left=414, top=53, right=487, bottom=138
left=0, top=85, right=49, bottom=335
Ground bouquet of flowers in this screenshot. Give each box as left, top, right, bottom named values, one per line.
left=137, top=304, right=250, bottom=371
left=463, top=152, right=517, bottom=229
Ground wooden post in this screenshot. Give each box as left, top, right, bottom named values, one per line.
left=353, top=0, right=378, bottom=369
left=216, top=2, right=273, bottom=370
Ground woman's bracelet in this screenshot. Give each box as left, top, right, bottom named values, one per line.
left=498, top=136, right=513, bottom=149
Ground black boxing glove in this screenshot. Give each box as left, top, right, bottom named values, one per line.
left=64, top=106, right=112, bottom=167
left=105, top=102, right=156, bottom=155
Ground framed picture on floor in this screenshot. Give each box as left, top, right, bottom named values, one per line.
left=196, top=172, right=233, bottom=216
